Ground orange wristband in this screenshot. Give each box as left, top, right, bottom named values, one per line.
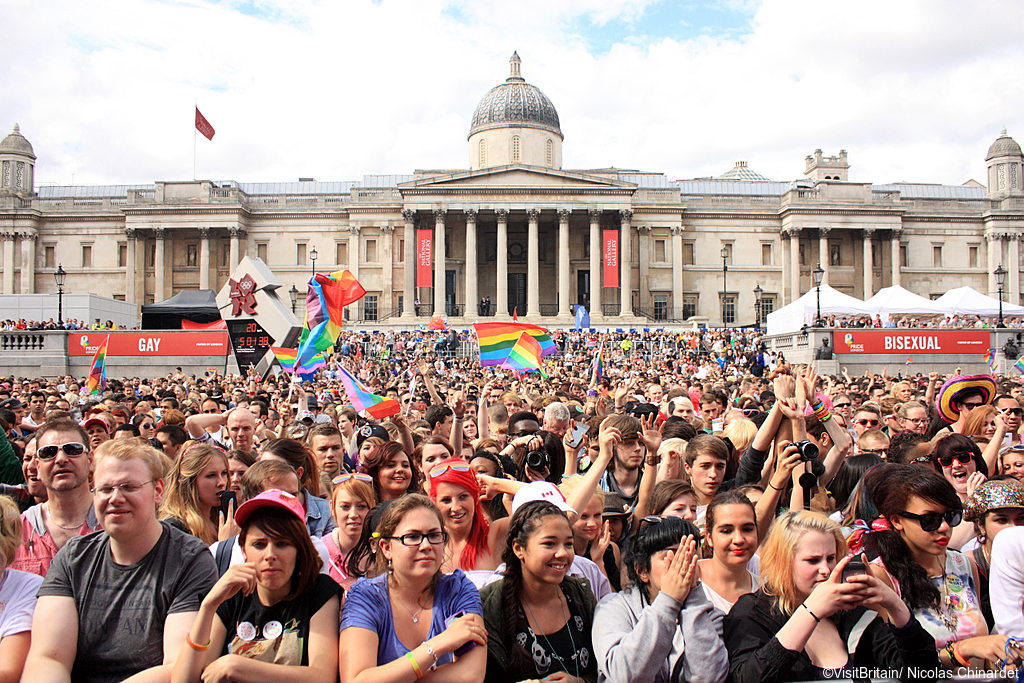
left=185, top=632, right=210, bottom=651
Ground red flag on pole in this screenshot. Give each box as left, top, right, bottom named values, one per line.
left=195, top=107, right=215, bottom=141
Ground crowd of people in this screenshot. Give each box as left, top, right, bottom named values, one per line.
left=2, top=318, right=124, bottom=331
left=1, top=327, right=1024, bottom=683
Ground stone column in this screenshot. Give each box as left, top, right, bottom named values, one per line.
left=527, top=209, right=540, bottom=317
left=620, top=209, right=632, bottom=316
left=818, top=227, right=830, bottom=285
left=401, top=209, right=415, bottom=318
left=382, top=225, right=395, bottom=314
left=199, top=228, right=211, bottom=290
left=637, top=225, right=651, bottom=312
left=20, top=229, right=36, bottom=294
left=349, top=226, right=361, bottom=319
left=789, top=228, right=800, bottom=302
left=496, top=209, right=508, bottom=317
left=558, top=209, right=571, bottom=317
left=671, top=226, right=684, bottom=320
left=891, top=228, right=902, bottom=288
left=988, top=232, right=1001, bottom=296
left=124, top=228, right=137, bottom=304
left=465, top=209, right=478, bottom=319
left=862, top=228, right=875, bottom=299
left=589, top=209, right=601, bottom=318
left=433, top=209, right=446, bottom=316
left=229, top=227, right=242, bottom=270
left=154, top=228, right=166, bottom=303
left=1010, top=232, right=1021, bottom=305
left=2, top=233, right=15, bottom=294
left=781, top=230, right=790, bottom=304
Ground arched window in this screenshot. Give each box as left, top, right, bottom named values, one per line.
left=546, top=139, right=553, bottom=167
left=511, top=136, right=521, bottom=163
left=479, top=139, right=486, bottom=167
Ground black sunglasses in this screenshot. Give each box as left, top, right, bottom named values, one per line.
left=937, top=452, right=974, bottom=468
left=37, top=442, right=88, bottom=460
left=900, top=509, right=962, bottom=533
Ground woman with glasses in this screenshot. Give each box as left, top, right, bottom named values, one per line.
left=160, top=443, right=229, bottom=546
left=412, top=437, right=454, bottom=493
left=593, top=515, right=727, bottom=683
left=324, top=473, right=376, bottom=589
left=1000, top=446, right=1024, bottom=481
left=895, top=401, right=930, bottom=436
left=340, top=494, right=486, bottom=683
left=962, top=478, right=1024, bottom=630
left=132, top=414, right=157, bottom=440
left=862, top=465, right=1008, bottom=669
left=931, top=435, right=989, bottom=512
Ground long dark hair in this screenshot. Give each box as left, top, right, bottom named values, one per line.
left=831, top=454, right=885, bottom=511
left=862, top=464, right=962, bottom=609
left=239, top=508, right=321, bottom=601
left=499, top=501, right=577, bottom=680
left=931, top=433, right=989, bottom=477
left=624, top=516, right=700, bottom=605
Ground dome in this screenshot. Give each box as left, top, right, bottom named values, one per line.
left=0, top=123, right=35, bottom=158
left=469, top=53, right=562, bottom=140
left=987, top=128, right=1022, bottom=160
left=717, top=159, right=773, bottom=182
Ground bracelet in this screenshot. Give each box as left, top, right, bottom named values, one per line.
left=802, top=602, right=821, bottom=623
left=768, top=481, right=784, bottom=491
left=405, top=652, right=424, bottom=679
left=424, top=641, right=439, bottom=669
left=944, top=643, right=958, bottom=667
left=645, top=457, right=661, bottom=467
left=952, top=641, right=970, bottom=667
left=185, top=631, right=210, bottom=651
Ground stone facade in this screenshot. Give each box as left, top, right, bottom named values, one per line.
left=3, top=56, right=1024, bottom=328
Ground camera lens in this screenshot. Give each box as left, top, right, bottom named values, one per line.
left=794, top=440, right=819, bottom=461
left=526, top=449, right=550, bottom=471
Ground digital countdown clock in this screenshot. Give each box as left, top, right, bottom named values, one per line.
left=226, top=319, right=273, bottom=369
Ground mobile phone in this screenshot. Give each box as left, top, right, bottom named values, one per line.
left=219, top=490, right=236, bottom=518
left=443, top=611, right=476, bottom=656
left=566, top=422, right=588, bottom=449
left=842, top=559, right=868, bottom=583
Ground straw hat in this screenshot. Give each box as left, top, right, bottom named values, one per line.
left=935, top=374, right=996, bottom=423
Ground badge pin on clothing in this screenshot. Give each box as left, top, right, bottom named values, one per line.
left=237, top=621, right=257, bottom=641
left=263, top=620, right=284, bottom=639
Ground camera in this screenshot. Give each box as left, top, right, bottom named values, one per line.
left=793, top=440, right=819, bottom=462
left=526, top=449, right=551, bottom=472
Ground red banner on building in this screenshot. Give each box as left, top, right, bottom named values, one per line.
left=832, top=329, right=991, bottom=355
left=417, top=229, right=432, bottom=288
left=195, top=107, right=216, bottom=141
left=603, top=230, right=619, bottom=288
left=68, top=331, right=231, bottom=357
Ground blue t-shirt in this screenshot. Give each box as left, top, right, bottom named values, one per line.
left=340, top=570, right=482, bottom=667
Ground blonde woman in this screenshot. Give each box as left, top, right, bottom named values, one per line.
left=160, top=443, right=230, bottom=545
left=0, top=495, right=43, bottom=682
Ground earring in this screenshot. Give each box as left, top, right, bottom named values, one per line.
left=387, top=558, right=393, bottom=574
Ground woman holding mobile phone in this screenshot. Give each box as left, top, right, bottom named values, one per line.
left=161, top=443, right=230, bottom=545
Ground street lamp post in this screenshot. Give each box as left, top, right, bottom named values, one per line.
left=754, top=284, right=763, bottom=329
left=812, top=263, right=825, bottom=327
left=289, top=284, right=299, bottom=314
left=721, top=246, right=729, bottom=327
left=54, top=264, right=66, bottom=327
left=995, top=264, right=1006, bottom=328
left=309, top=246, right=318, bottom=279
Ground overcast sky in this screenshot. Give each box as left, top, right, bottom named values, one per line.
left=3, top=0, right=1023, bottom=188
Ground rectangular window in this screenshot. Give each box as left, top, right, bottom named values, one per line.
left=830, top=243, right=841, bottom=267
left=799, top=243, right=806, bottom=267
left=337, top=242, right=348, bottom=266
left=872, top=246, right=880, bottom=268
left=969, top=245, right=979, bottom=268
left=683, top=242, right=695, bottom=265
left=683, top=295, right=698, bottom=320
left=221, top=242, right=230, bottom=267
left=364, top=295, right=378, bottom=321
left=397, top=295, right=404, bottom=316
left=654, top=294, right=668, bottom=320
left=147, top=243, right=156, bottom=268
left=900, top=244, right=908, bottom=268
left=297, top=242, right=307, bottom=266
left=117, top=243, right=127, bottom=268
left=113, top=294, right=126, bottom=301
left=365, top=239, right=377, bottom=263
left=44, top=245, right=55, bottom=269
left=583, top=238, right=590, bottom=259
left=759, top=296, right=776, bottom=318
left=722, top=243, right=733, bottom=265
left=722, top=295, right=736, bottom=325
left=257, top=243, right=268, bottom=262
left=654, top=239, right=666, bottom=263
left=933, top=245, right=942, bottom=268
left=398, top=239, right=404, bottom=262
left=761, top=243, right=772, bottom=266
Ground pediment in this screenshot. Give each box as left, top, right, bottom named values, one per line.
left=400, top=165, right=635, bottom=191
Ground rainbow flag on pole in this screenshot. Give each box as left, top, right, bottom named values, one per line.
left=983, top=348, right=996, bottom=369
left=501, top=331, right=548, bottom=378
left=296, top=270, right=365, bottom=365
left=339, top=367, right=401, bottom=419
left=1015, top=357, right=1024, bottom=375
left=87, top=335, right=109, bottom=395
left=473, top=322, right=558, bottom=366
left=590, top=342, right=604, bottom=386
left=271, top=346, right=326, bottom=376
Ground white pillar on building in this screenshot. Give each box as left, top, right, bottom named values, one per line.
left=229, top=227, right=242, bottom=270
left=988, top=232, right=1001, bottom=297
left=349, top=226, right=361, bottom=319
left=818, top=227, right=830, bottom=285
left=671, top=226, right=684, bottom=320
left=496, top=209, right=508, bottom=317
left=891, top=228, right=902, bottom=288
left=1011, top=232, right=1021, bottom=305
left=862, top=228, right=875, bottom=299
left=382, top=225, right=394, bottom=314
left=199, top=228, right=211, bottom=290
left=789, top=228, right=800, bottom=302
left=620, top=209, right=632, bottom=316
left=154, top=228, right=166, bottom=303
left=402, top=209, right=415, bottom=318
left=2, top=233, right=15, bottom=294
left=781, top=231, right=790, bottom=304
left=466, top=210, right=478, bottom=319
left=589, top=209, right=601, bottom=318
left=433, top=209, right=446, bottom=315
left=20, top=229, right=36, bottom=294
left=125, top=228, right=137, bottom=304
left=558, top=209, right=571, bottom=317
left=527, top=209, right=540, bottom=317
left=637, top=225, right=651, bottom=312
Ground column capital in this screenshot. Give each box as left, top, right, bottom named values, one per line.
left=381, top=225, right=396, bottom=235
left=620, top=209, right=633, bottom=222
left=557, top=208, right=571, bottom=223
left=588, top=208, right=600, bottom=221
left=891, top=227, right=904, bottom=240
left=527, top=208, right=540, bottom=222
left=2, top=231, right=16, bottom=241
left=198, top=227, right=212, bottom=239
left=153, top=227, right=166, bottom=240
left=637, top=225, right=651, bottom=235
left=1009, top=231, right=1021, bottom=242
left=495, top=208, right=509, bottom=222
left=862, top=227, right=876, bottom=237
left=781, top=227, right=797, bottom=239
left=670, top=226, right=684, bottom=236
left=228, top=226, right=246, bottom=239
left=818, top=226, right=831, bottom=237
left=465, top=208, right=479, bottom=222
left=349, top=225, right=361, bottom=235
left=20, top=228, right=37, bottom=241
left=124, top=228, right=138, bottom=240
left=401, top=208, right=415, bottom=223
left=433, top=208, right=447, bottom=220
left=985, top=231, right=1001, bottom=243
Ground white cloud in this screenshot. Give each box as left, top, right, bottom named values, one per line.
left=2, top=0, right=1022, bottom=187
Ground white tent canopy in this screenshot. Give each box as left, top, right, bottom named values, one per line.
left=766, top=284, right=872, bottom=335
left=932, top=286, right=1024, bottom=317
left=863, top=285, right=946, bottom=317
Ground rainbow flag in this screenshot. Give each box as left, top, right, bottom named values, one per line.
left=501, top=331, right=548, bottom=378
left=87, top=335, right=109, bottom=395
left=1015, top=358, right=1024, bottom=375
left=339, top=366, right=401, bottom=419
left=473, top=322, right=558, bottom=366
left=590, top=342, right=604, bottom=386
left=296, top=270, right=365, bottom=366
left=271, top=346, right=325, bottom=376
left=984, top=348, right=996, bottom=369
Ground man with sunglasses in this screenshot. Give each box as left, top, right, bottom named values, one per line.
left=995, top=394, right=1024, bottom=446
left=851, top=405, right=883, bottom=437
left=13, top=419, right=99, bottom=577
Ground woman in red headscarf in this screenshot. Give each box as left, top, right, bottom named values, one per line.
left=428, top=458, right=510, bottom=588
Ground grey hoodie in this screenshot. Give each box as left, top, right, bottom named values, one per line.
left=592, top=584, right=728, bottom=683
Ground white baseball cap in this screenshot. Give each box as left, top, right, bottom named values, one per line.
left=511, top=482, right=576, bottom=515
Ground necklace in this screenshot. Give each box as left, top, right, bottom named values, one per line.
left=391, top=589, right=427, bottom=623
left=522, top=587, right=581, bottom=682
left=934, top=554, right=960, bottom=637
left=45, top=503, right=87, bottom=531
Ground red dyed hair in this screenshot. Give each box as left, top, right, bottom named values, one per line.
left=428, top=457, right=490, bottom=570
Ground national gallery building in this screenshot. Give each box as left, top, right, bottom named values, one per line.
left=2, top=53, right=1024, bottom=328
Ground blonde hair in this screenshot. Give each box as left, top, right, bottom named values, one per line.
left=722, top=418, right=758, bottom=453
left=93, top=438, right=166, bottom=483
left=558, top=474, right=604, bottom=508
left=161, top=443, right=229, bottom=545
left=759, top=510, right=848, bottom=615
left=0, top=496, right=22, bottom=564
left=657, top=437, right=688, bottom=459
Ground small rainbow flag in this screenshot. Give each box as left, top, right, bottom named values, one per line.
left=1015, top=357, right=1024, bottom=375
left=984, top=348, right=996, bottom=369
left=339, top=366, right=401, bottom=419
left=473, top=322, right=558, bottom=366
left=501, top=331, right=548, bottom=378
left=271, top=346, right=325, bottom=376
left=87, top=335, right=109, bottom=395
left=590, top=342, right=604, bottom=386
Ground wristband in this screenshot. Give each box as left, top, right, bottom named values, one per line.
left=425, top=642, right=439, bottom=668
left=405, top=652, right=424, bottom=679
left=952, top=642, right=970, bottom=667
left=768, top=481, right=784, bottom=491
left=801, top=602, right=821, bottom=623
left=185, top=631, right=210, bottom=651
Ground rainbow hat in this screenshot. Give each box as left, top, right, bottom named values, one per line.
left=936, top=374, right=996, bottom=423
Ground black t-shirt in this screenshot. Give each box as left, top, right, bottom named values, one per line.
left=216, top=574, right=340, bottom=666
left=515, top=600, right=595, bottom=681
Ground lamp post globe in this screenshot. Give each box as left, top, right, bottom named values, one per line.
left=812, top=263, right=825, bottom=327
left=289, top=284, right=299, bottom=314
left=754, top=284, right=763, bottom=329
left=309, top=246, right=318, bottom=279
left=995, top=264, right=1006, bottom=328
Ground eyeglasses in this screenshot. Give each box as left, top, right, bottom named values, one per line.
left=37, top=442, right=88, bottom=460
left=384, top=530, right=448, bottom=546
left=833, top=402, right=852, bottom=409
left=900, top=509, right=963, bottom=533
left=429, top=462, right=471, bottom=478
left=937, top=452, right=974, bottom=468
left=856, top=419, right=880, bottom=427
left=859, top=448, right=888, bottom=456
left=741, top=408, right=759, bottom=416
left=332, top=473, right=373, bottom=485
left=140, top=423, right=154, bottom=430
left=901, top=417, right=929, bottom=425
left=92, top=480, right=156, bottom=497
left=1002, top=408, right=1024, bottom=417
left=960, top=402, right=985, bottom=411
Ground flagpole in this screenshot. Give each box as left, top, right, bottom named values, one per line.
left=193, top=99, right=197, bottom=180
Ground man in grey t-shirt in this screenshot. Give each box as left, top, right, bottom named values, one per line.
left=23, top=439, right=217, bottom=683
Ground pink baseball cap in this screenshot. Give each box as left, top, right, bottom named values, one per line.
left=511, top=481, right=576, bottom=515
left=234, top=489, right=306, bottom=526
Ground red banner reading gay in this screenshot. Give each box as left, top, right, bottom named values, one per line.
left=603, top=230, right=619, bottom=288
left=417, top=229, right=432, bottom=288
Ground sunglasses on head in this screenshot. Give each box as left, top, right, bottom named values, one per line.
left=37, top=442, right=88, bottom=460
left=937, top=452, right=974, bottom=468
left=332, top=473, right=373, bottom=485
left=900, top=509, right=963, bottom=533
left=429, top=462, right=471, bottom=478
left=856, top=419, right=880, bottom=427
